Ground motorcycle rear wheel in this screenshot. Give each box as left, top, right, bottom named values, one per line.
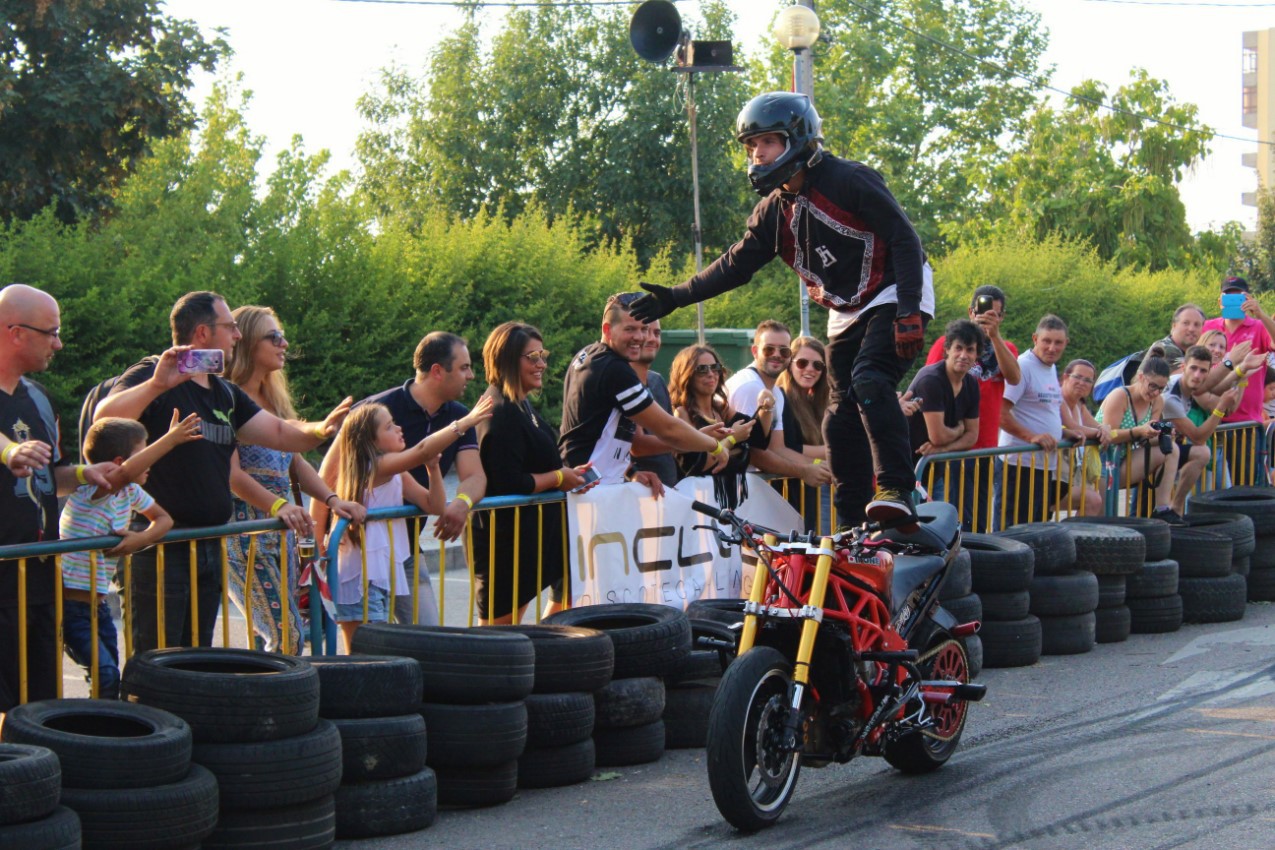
left=705, top=646, right=801, bottom=831
left=883, top=635, right=969, bottom=773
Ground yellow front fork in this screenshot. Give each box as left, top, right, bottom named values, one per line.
left=737, top=534, right=775, bottom=655
left=792, top=536, right=835, bottom=686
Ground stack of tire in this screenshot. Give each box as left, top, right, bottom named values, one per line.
left=493, top=625, right=615, bottom=789
left=547, top=603, right=691, bottom=767
left=351, top=624, right=534, bottom=807
left=937, top=547, right=983, bottom=677
left=1164, top=522, right=1244, bottom=624
left=2, top=699, right=218, bottom=849
left=120, top=648, right=339, bottom=849
left=661, top=616, right=733, bottom=748
left=0, top=743, right=77, bottom=850
left=1056, top=521, right=1147, bottom=644
left=996, top=523, right=1099, bottom=656
left=310, top=655, right=435, bottom=839
left=962, top=532, right=1040, bottom=668
left=1189, top=485, right=1275, bottom=602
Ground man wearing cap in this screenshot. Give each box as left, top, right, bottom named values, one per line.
left=628, top=92, right=934, bottom=529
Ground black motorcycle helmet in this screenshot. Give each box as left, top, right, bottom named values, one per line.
left=735, top=92, right=823, bottom=196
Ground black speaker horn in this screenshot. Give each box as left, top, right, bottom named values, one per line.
left=630, top=0, right=683, bottom=63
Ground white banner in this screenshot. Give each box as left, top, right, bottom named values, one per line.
left=566, top=474, right=803, bottom=610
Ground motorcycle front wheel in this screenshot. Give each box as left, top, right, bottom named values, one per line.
left=705, top=646, right=801, bottom=831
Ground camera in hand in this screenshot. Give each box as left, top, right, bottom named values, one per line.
left=1148, top=420, right=1174, bottom=455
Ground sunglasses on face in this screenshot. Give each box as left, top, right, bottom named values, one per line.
left=760, top=345, right=792, bottom=359
left=263, top=330, right=287, bottom=347
left=522, top=350, right=551, bottom=365
left=693, top=363, right=724, bottom=375
left=794, top=358, right=824, bottom=372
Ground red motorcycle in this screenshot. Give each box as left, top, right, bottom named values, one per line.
left=692, top=500, right=985, bottom=831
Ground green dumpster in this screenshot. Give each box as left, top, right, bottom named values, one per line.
left=650, top=328, right=755, bottom=379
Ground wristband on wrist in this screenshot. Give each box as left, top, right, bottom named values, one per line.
left=1, top=444, right=15, bottom=465
left=1213, top=408, right=1226, bottom=418
left=269, top=497, right=288, bottom=517
left=450, top=421, right=464, bottom=438
left=455, top=492, right=474, bottom=509
left=1235, top=366, right=1246, bottom=379
left=812, top=458, right=823, bottom=465
left=75, top=465, right=88, bottom=485
left=323, top=493, right=338, bottom=507
left=709, top=441, right=725, bottom=457
left=308, top=423, right=327, bottom=440
left=553, top=469, right=565, bottom=488
left=725, top=434, right=737, bottom=448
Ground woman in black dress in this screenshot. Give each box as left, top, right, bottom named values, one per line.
left=473, top=322, right=594, bottom=624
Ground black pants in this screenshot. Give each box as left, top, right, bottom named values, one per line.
left=0, top=598, right=57, bottom=711
left=822, top=305, right=925, bottom=527
left=128, top=538, right=223, bottom=653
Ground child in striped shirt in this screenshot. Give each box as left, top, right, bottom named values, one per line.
left=59, top=411, right=200, bottom=697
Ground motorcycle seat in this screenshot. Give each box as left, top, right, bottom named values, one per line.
left=874, top=501, right=959, bottom=554
left=891, top=553, right=947, bottom=612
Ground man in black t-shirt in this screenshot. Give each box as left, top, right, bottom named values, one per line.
left=559, top=294, right=722, bottom=494
left=97, top=291, right=333, bottom=652
left=0, top=284, right=117, bottom=710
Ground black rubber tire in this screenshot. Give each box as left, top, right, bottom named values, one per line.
left=1094, top=605, right=1132, bottom=643
left=1233, top=556, right=1252, bottom=578
left=1128, top=594, right=1184, bottom=634
left=191, top=718, right=342, bottom=810
left=1179, top=574, right=1248, bottom=623
left=330, top=714, right=428, bottom=782
left=524, top=692, right=595, bottom=749
left=979, top=591, right=1030, bottom=621
left=120, top=648, right=319, bottom=744
left=203, top=795, right=336, bottom=849
left=1060, top=523, right=1146, bottom=575
left=1061, top=515, right=1172, bottom=561
left=490, top=625, right=615, bottom=694
left=351, top=624, right=534, bottom=704
left=0, top=806, right=81, bottom=850
left=668, top=619, right=735, bottom=685
left=334, top=767, right=438, bottom=837
left=309, top=655, right=422, bottom=719
left=663, top=682, right=717, bottom=749
left=517, top=739, right=596, bottom=789
left=1028, top=570, right=1099, bottom=617
left=1189, top=486, right=1275, bottom=535
left=686, top=598, right=747, bottom=627
left=964, top=634, right=984, bottom=679
left=941, top=593, right=982, bottom=626
left=1038, top=612, right=1096, bottom=655
left=1097, top=574, right=1127, bottom=608
left=433, top=761, right=518, bottom=807
left=1127, top=559, right=1180, bottom=599
left=1180, top=512, right=1256, bottom=558
left=996, top=523, right=1076, bottom=575
left=963, top=533, right=1034, bottom=593
left=979, top=616, right=1043, bottom=668
left=593, top=720, right=666, bottom=767
left=938, top=549, right=972, bottom=600
left=1247, top=566, right=1275, bottom=601
left=1168, top=526, right=1234, bottom=578
left=59, top=763, right=219, bottom=850
left=420, top=701, right=527, bottom=768
left=593, top=676, right=665, bottom=729
left=668, top=650, right=727, bottom=685
left=545, top=603, right=692, bottom=679
left=2, top=698, right=191, bottom=790
left=1253, top=535, right=1275, bottom=571
left=0, top=744, right=61, bottom=826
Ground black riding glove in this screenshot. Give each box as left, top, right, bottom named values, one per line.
left=629, top=281, right=679, bottom=323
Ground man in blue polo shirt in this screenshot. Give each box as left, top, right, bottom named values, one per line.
left=324, top=332, right=486, bottom=626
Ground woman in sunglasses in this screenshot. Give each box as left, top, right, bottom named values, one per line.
left=668, top=345, right=763, bottom=506
left=473, top=322, right=596, bottom=624
left=224, top=306, right=364, bottom=652
left=1096, top=356, right=1182, bottom=522
left=776, top=336, right=831, bottom=531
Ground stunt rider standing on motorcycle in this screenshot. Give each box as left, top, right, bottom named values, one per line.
left=630, top=92, right=934, bottom=529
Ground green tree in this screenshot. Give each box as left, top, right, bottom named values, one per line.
left=0, top=0, right=225, bottom=224
left=949, top=71, right=1213, bottom=270
left=757, top=0, right=1049, bottom=252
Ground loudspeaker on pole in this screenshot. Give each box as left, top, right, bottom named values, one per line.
left=629, top=0, right=683, bottom=63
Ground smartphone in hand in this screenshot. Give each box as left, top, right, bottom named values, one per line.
left=176, top=349, right=225, bottom=374
left=570, top=467, right=600, bottom=493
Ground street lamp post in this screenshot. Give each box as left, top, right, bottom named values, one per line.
left=774, top=3, right=821, bottom=338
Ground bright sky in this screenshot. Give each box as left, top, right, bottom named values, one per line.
left=163, top=0, right=1270, bottom=233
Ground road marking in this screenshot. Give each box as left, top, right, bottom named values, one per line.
left=890, top=824, right=996, bottom=839
left=1185, top=727, right=1275, bottom=741
left=1195, top=707, right=1275, bottom=722
left=1163, top=625, right=1275, bottom=664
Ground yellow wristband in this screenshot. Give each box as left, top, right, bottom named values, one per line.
left=725, top=434, right=737, bottom=448
left=308, top=423, right=327, bottom=440
left=1213, top=408, right=1226, bottom=418
left=75, top=465, right=87, bottom=485
left=269, top=497, right=288, bottom=517
left=455, top=493, right=473, bottom=509
left=1235, top=366, right=1246, bottom=379
left=1, top=444, right=15, bottom=465
left=553, top=469, right=565, bottom=488
left=709, top=441, right=725, bottom=457
left=812, top=458, right=823, bottom=465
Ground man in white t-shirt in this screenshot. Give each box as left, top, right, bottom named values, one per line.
left=998, top=314, right=1068, bottom=524
left=725, top=320, right=831, bottom=491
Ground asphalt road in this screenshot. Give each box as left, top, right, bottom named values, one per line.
left=341, top=601, right=1275, bottom=850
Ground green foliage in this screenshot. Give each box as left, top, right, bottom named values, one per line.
left=0, top=0, right=225, bottom=224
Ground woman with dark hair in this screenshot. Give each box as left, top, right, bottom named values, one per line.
left=776, top=336, right=831, bottom=531
left=1097, top=356, right=1182, bottom=521
left=474, top=322, right=595, bottom=624
left=1058, top=358, right=1109, bottom=518
left=668, top=344, right=762, bottom=507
